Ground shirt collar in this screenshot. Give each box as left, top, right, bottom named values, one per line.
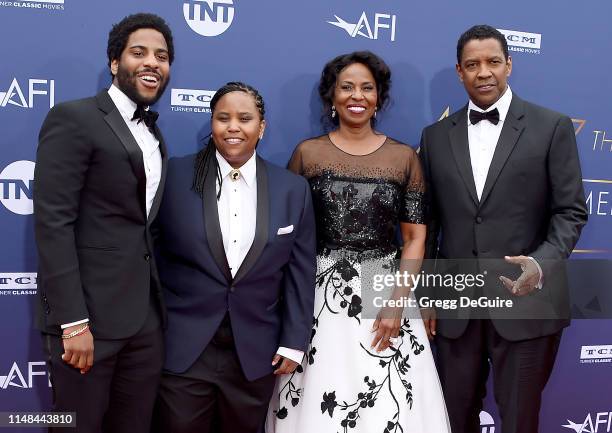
left=108, top=84, right=138, bottom=122
left=215, top=150, right=257, bottom=188
left=468, top=85, right=513, bottom=124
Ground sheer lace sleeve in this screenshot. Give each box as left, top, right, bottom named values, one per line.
left=287, top=142, right=304, bottom=175
left=400, top=148, right=426, bottom=224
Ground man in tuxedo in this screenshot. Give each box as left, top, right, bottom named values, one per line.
left=419, top=25, right=588, bottom=433
left=152, top=82, right=316, bottom=433
left=33, top=13, right=173, bottom=433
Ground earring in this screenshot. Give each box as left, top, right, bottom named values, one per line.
left=374, top=109, right=377, bottom=119
left=331, top=105, right=336, bottom=119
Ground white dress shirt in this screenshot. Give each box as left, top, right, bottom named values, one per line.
left=61, top=85, right=162, bottom=329
left=467, top=86, right=513, bottom=201
left=466, top=86, right=542, bottom=287
left=215, top=151, right=304, bottom=364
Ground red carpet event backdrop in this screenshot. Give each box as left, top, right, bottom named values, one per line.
left=0, top=1, right=611, bottom=432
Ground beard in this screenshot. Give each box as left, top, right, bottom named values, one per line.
left=115, top=64, right=169, bottom=106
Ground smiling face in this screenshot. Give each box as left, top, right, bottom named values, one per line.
left=111, top=28, right=170, bottom=106
left=333, top=62, right=378, bottom=128
left=456, top=37, right=512, bottom=110
left=212, top=91, right=266, bottom=169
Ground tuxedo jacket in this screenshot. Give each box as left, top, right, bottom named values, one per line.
left=419, top=94, right=588, bottom=341
left=34, top=91, right=168, bottom=338
left=154, top=153, right=316, bottom=381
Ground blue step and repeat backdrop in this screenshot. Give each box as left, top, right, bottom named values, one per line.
left=1, top=1, right=611, bottom=432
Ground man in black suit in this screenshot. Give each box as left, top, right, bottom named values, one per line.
left=419, top=25, right=588, bottom=433
left=33, top=13, right=173, bottom=433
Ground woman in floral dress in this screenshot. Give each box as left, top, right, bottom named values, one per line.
left=266, top=51, right=450, bottom=433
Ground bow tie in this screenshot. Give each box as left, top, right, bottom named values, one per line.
left=469, top=108, right=500, bottom=125
left=132, top=105, right=159, bottom=129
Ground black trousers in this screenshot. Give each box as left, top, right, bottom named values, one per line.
left=44, top=299, right=164, bottom=433
left=153, top=316, right=276, bottom=433
left=435, top=319, right=562, bottom=433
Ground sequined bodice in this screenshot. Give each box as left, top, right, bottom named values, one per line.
left=288, top=135, right=425, bottom=258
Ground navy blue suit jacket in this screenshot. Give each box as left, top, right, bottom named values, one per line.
left=154, top=153, right=316, bottom=381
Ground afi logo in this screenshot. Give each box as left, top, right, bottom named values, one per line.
left=563, top=412, right=612, bottom=432
left=328, top=12, right=397, bottom=41
left=0, top=160, right=35, bottom=215
left=184, top=0, right=234, bottom=37
left=0, top=78, right=55, bottom=109
left=480, top=411, right=496, bottom=433
left=0, top=361, right=50, bottom=390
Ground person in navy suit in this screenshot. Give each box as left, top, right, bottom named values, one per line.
left=152, top=82, right=316, bottom=433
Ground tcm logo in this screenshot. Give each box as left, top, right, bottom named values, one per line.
left=0, top=160, right=35, bottom=215
left=0, top=273, right=38, bottom=289
left=0, top=361, right=50, bottom=390
left=580, top=345, right=612, bottom=364
left=480, top=411, right=496, bottom=433
left=0, top=0, right=64, bottom=10
left=563, top=412, right=612, bottom=432
left=171, top=88, right=216, bottom=113
left=328, top=12, right=397, bottom=41
left=497, top=29, right=541, bottom=53
left=183, top=0, right=234, bottom=37
left=0, top=78, right=55, bottom=109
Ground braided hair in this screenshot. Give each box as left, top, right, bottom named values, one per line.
left=192, top=82, right=266, bottom=199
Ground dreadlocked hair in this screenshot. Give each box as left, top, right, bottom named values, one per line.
left=192, top=82, right=266, bottom=199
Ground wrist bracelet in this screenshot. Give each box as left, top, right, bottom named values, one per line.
left=61, top=324, right=89, bottom=339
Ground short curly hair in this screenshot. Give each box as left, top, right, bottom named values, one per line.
left=107, top=13, right=174, bottom=68
left=318, top=51, right=391, bottom=128
left=457, top=25, right=508, bottom=64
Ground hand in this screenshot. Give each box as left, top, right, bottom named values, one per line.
left=371, top=306, right=402, bottom=353
left=420, top=307, right=437, bottom=340
left=272, top=354, right=299, bottom=375
left=62, top=325, right=94, bottom=374
left=499, top=255, right=540, bottom=297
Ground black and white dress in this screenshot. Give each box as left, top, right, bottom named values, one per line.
left=266, top=135, right=450, bottom=433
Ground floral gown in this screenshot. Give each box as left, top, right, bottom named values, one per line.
left=266, top=135, right=451, bottom=433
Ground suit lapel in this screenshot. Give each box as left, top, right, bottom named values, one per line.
left=97, top=91, right=147, bottom=218
left=448, top=107, right=479, bottom=206
left=479, top=96, right=525, bottom=207
left=233, top=156, right=269, bottom=285
left=202, top=155, right=233, bottom=283
left=147, top=127, right=168, bottom=224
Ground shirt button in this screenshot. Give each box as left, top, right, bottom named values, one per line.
left=144, top=253, right=151, bottom=261
left=233, top=240, right=237, bottom=243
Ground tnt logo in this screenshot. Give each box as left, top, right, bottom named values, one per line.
left=183, top=0, right=234, bottom=37
left=0, top=361, right=50, bottom=390
left=0, top=160, right=35, bottom=215
left=0, top=78, right=55, bottom=109
left=480, top=411, right=496, bottom=433
left=328, top=11, right=397, bottom=41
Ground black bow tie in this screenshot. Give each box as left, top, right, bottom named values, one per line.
left=132, top=105, right=159, bottom=129
left=469, top=108, right=500, bottom=125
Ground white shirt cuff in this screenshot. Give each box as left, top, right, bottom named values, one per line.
left=61, top=319, right=89, bottom=329
left=527, top=256, right=543, bottom=289
left=276, top=346, right=304, bottom=364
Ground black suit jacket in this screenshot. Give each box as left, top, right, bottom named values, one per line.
left=155, top=154, right=316, bottom=381
left=419, top=94, right=588, bottom=341
left=34, top=90, right=168, bottom=339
